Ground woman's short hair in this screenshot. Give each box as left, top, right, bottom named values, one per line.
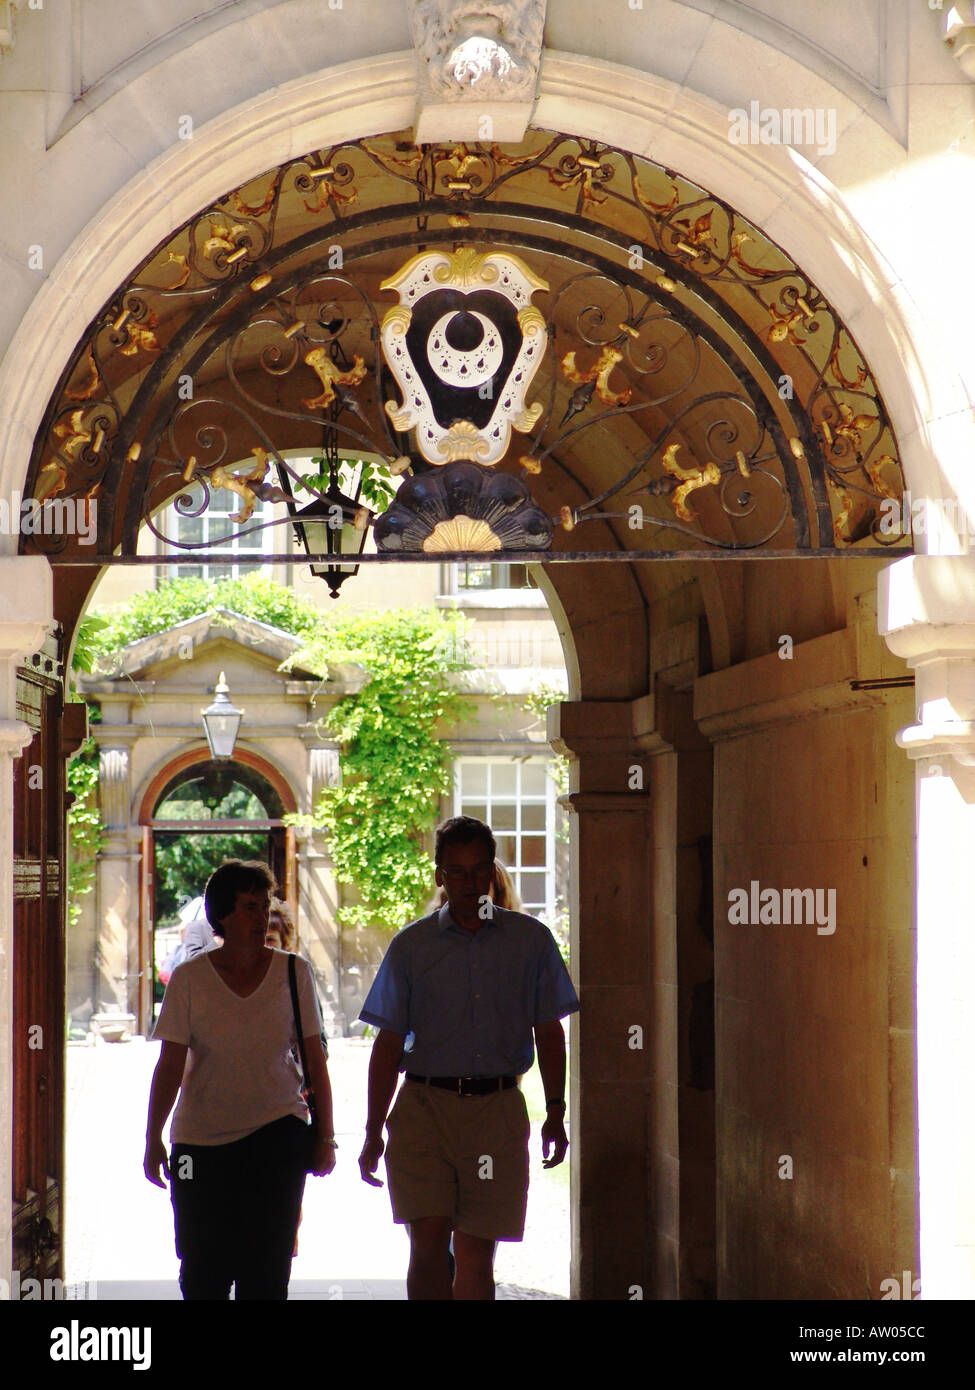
left=267, top=897, right=298, bottom=952
left=204, top=859, right=276, bottom=930
left=434, top=816, right=496, bottom=866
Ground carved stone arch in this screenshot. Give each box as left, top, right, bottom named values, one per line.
left=136, top=743, right=298, bottom=827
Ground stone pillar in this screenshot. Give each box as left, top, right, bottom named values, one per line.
left=0, top=557, right=54, bottom=1289
left=94, top=745, right=139, bottom=1017
left=552, top=700, right=651, bottom=1301
left=880, top=554, right=975, bottom=1298
left=633, top=686, right=715, bottom=1299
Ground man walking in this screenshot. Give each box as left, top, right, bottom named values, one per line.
left=357, top=816, right=579, bottom=1299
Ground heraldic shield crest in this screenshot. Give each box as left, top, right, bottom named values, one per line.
left=379, top=246, right=549, bottom=467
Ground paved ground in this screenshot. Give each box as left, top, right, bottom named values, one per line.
left=65, top=1036, right=569, bottom=1300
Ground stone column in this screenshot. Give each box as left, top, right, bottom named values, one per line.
left=94, top=745, right=139, bottom=1017
left=551, top=700, right=652, bottom=1301
left=0, top=557, right=54, bottom=1289
left=633, top=686, right=715, bottom=1299
left=880, top=554, right=975, bottom=1299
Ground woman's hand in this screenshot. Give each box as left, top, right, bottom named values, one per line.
left=310, top=1136, right=337, bottom=1177
left=143, top=1136, right=170, bottom=1188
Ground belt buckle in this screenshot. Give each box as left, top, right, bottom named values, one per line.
left=458, top=1076, right=472, bottom=1097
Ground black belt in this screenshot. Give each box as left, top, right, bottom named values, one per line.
left=405, top=1073, right=517, bottom=1097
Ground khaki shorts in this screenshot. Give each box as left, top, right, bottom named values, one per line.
left=384, top=1080, right=530, bottom=1241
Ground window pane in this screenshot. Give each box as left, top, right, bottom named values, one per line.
left=521, top=763, right=547, bottom=796
left=521, top=803, right=546, bottom=831
left=460, top=562, right=492, bottom=589
left=492, top=802, right=516, bottom=831
left=519, top=872, right=546, bottom=901
left=492, top=764, right=517, bottom=796
left=462, top=802, right=487, bottom=824
left=495, top=836, right=516, bottom=865
left=521, top=835, right=546, bottom=867
left=180, top=516, right=204, bottom=545
left=461, top=764, right=487, bottom=796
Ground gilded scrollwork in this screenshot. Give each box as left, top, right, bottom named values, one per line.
left=24, top=129, right=906, bottom=560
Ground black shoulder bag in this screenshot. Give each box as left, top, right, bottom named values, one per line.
left=287, top=954, right=318, bottom=1162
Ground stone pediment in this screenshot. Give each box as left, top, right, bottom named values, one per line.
left=78, top=608, right=363, bottom=688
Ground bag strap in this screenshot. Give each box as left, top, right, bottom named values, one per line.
left=288, top=953, right=316, bottom=1121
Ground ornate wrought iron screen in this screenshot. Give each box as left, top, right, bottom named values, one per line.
left=23, top=131, right=909, bottom=568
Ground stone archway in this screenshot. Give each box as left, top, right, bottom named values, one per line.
left=2, top=44, right=971, bottom=1297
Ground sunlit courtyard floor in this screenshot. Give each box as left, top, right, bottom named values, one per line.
left=65, top=1035, right=569, bottom=1301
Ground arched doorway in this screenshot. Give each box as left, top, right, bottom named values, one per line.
left=4, top=87, right=943, bottom=1296
left=138, top=752, right=296, bottom=1033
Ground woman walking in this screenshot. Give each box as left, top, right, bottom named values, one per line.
left=143, top=859, right=335, bottom=1299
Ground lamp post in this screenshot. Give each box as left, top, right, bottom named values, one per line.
left=201, top=672, right=243, bottom=760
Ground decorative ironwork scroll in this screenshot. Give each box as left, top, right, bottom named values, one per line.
left=23, top=130, right=909, bottom=565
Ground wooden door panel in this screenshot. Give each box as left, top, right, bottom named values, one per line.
left=12, top=641, right=66, bottom=1283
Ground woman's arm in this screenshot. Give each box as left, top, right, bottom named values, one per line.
left=143, top=1041, right=188, bottom=1187
left=303, top=1035, right=336, bottom=1176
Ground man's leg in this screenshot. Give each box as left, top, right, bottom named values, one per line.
left=406, top=1215, right=454, bottom=1300
left=385, top=1084, right=457, bottom=1298
left=452, top=1230, right=497, bottom=1301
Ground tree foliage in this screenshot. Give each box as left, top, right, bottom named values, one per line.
left=285, top=607, right=474, bottom=930
left=80, top=578, right=482, bottom=934
left=66, top=738, right=105, bottom=929
left=88, top=573, right=321, bottom=653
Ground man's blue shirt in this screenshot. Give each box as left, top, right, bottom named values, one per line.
left=359, top=903, right=579, bottom=1076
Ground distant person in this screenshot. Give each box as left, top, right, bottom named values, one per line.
left=358, top=817, right=579, bottom=1300
left=158, top=924, right=188, bottom=987
left=144, top=859, right=336, bottom=1300
left=265, top=897, right=298, bottom=952
left=181, top=902, right=219, bottom=959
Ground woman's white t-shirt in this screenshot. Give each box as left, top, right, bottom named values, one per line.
left=153, top=949, right=324, bottom=1146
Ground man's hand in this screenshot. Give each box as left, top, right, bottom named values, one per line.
left=143, top=1136, right=170, bottom=1188
left=541, top=1112, right=568, bottom=1169
left=310, top=1138, right=337, bottom=1177
left=358, top=1132, right=385, bottom=1186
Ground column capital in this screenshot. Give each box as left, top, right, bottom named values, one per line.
left=549, top=698, right=653, bottom=798
left=0, top=557, right=54, bottom=663
left=0, top=719, right=33, bottom=758
left=880, top=556, right=975, bottom=764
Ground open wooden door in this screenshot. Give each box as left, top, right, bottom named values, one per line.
left=139, top=827, right=154, bottom=1035
left=11, top=635, right=70, bottom=1285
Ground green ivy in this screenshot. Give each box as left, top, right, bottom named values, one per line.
left=65, top=737, right=105, bottom=929
left=284, top=607, right=475, bottom=930
left=83, top=578, right=483, bottom=933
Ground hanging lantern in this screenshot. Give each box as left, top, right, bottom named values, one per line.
left=201, top=672, right=243, bottom=760
left=292, top=465, right=370, bottom=599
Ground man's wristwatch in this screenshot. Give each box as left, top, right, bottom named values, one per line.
left=545, top=1098, right=567, bottom=1115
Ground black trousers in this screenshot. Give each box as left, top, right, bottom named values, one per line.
left=170, top=1114, right=309, bottom=1300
